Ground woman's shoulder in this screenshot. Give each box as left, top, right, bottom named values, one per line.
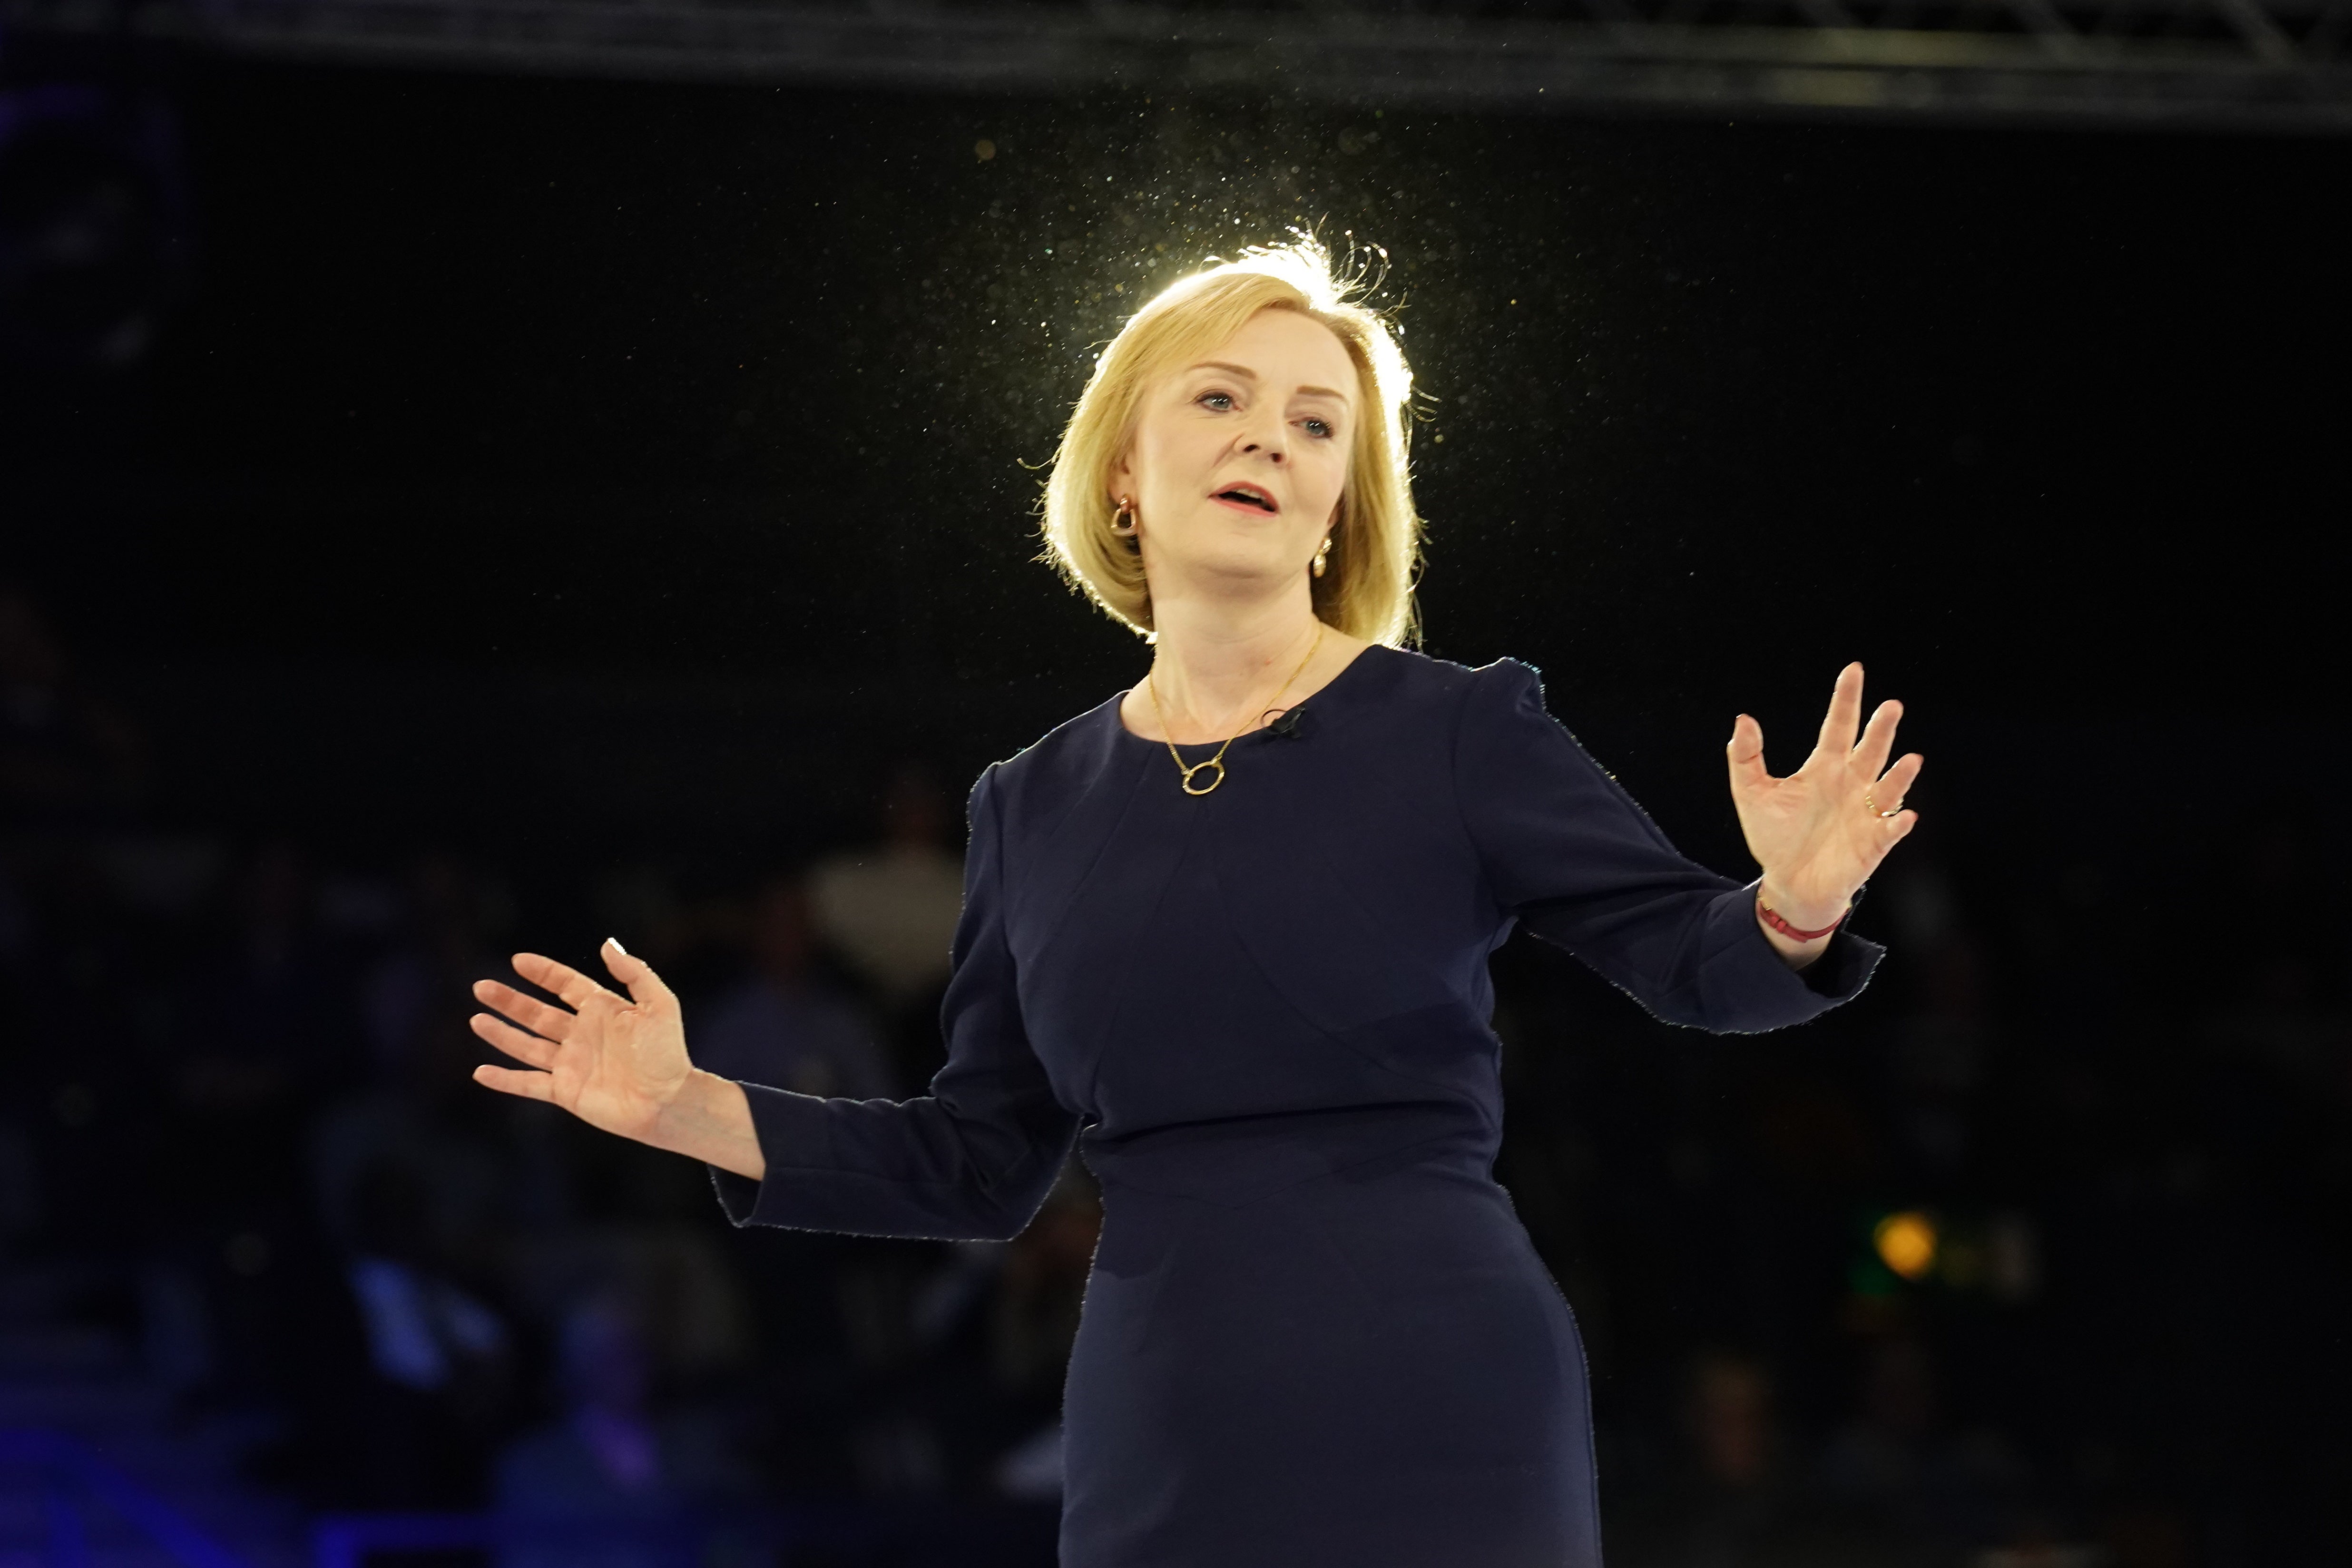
left=1321, top=644, right=1546, bottom=729
left=966, top=690, right=1130, bottom=815
left=1353, top=643, right=1539, bottom=693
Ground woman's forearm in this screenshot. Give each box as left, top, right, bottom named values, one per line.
left=649, top=1068, right=767, bottom=1181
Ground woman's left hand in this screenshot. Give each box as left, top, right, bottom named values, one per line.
left=1726, top=662, right=1922, bottom=931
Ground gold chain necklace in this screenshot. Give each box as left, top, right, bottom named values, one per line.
left=1146, top=624, right=1325, bottom=797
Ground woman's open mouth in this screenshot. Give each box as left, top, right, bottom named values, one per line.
left=1212, top=483, right=1280, bottom=514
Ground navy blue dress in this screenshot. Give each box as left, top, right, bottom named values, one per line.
left=713, top=647, right=1880, bottom=1567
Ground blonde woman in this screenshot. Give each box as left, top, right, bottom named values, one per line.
left=469, top=239, right=1922, bottom=1566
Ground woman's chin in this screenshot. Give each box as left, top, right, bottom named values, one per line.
left=1150, top=526, right=1311, bottom=577
left=1152, top=550, right=1309, bottom=602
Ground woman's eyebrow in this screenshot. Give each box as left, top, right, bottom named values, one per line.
left=1184, top=362, right=1352, bottom=404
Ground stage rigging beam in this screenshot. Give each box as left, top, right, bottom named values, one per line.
left=8, top=0, right=2351, bottom=127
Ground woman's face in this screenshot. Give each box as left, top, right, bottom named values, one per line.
left=1111, top=307, right=1357, bottom=602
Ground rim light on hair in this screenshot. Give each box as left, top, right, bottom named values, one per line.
left=1040, top=236, right=1424, bottom=647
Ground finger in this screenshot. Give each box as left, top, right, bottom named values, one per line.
left=512, top=951, right=620, bottom=1012
left=1854, top=808, right=1921, bottom=881
left=1871, top=752, right=1924, bottom=812
left=471, top=1063, right=557, bottom=1103
left=1852, top=698, right=1904, bottom=777
left=470, top=1011, right=559, bottom=1069
left=1814, top=662, right=1864, bottom=758
left=1725, top=713, right=1771, bottom=794
left=601, top=937, right=676, bottom=1010
left=472, top=979, right=577, bottom=1041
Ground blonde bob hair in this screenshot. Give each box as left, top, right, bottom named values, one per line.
left=1041, top=238, right=1422, bottom=647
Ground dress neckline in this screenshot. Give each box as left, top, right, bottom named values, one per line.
left=1109, top=641, right=1392, bottom=748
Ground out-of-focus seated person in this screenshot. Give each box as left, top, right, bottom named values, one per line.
left=493, top=1293, right=756, bottom=1568
left=806, top=761, right=965, bottom=1014
left=0, top=585, right=143, bottom=824
left=693, top=874, right=893, bottom=1099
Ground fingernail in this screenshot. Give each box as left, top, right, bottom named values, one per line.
left=607, top=936, right=628, bottom=957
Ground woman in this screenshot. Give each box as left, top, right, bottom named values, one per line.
left=470, top=240, right=1921, bottom=1566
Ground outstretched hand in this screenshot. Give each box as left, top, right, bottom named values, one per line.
left=1727, top=662, right=1922, bottom=931
left=470, top=940, right=692, bottom=1142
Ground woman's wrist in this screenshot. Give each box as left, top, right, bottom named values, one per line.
left=1753, top=880, right=1850, bottom=970
left=1755, top=878, right=1849, bottom=937
left=649, top=1068, right=766, bottom=1182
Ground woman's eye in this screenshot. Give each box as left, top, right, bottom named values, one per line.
left=1300, top=418, right=1334, bottom=440
left=1196, top=391, right=1235, bottom=412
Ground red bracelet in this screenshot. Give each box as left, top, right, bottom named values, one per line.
left=1755, top=892, right=1848, bottom=943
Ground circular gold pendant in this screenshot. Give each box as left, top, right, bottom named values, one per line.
left=1179, top=758, right=1226, bottom=796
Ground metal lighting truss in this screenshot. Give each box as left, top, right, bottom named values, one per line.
left=8, top=0, right=2350, bottom=126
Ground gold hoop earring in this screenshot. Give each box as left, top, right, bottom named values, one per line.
left=1311, top=537, right=1331, bottom=578
left=1111, top=497, right=1138, bottom=537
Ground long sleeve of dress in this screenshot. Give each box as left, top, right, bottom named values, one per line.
left=708, top=765, right=1081, bottom=1241
left=1456, top=659, right=1882, bottom=1033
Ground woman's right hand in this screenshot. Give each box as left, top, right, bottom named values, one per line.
left=470, top=939, right=692, bottom=1142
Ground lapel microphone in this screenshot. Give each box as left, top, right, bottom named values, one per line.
left=1266, top=706, right=1307, bottom=739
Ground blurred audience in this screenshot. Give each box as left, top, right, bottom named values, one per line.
left=332, top=1155, right=517, bottom=1507
left=0, top=586, right=143, bottom=826
left=693, top=874, right=894, bottom=1099
left=1817, top=1334, right=2022, bottom=1553
left=1624, top=1349, right=1794, bottom=1567
left=808, top=761, right=965, bottom=1086
left=494, top=1291, right=755, bottom=1568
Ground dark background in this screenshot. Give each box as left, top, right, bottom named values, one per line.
left=4, top=57, right=2349, bottom=1568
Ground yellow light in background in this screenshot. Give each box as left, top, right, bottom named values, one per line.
left=1874, top=1211, right=1938, bottom=1281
